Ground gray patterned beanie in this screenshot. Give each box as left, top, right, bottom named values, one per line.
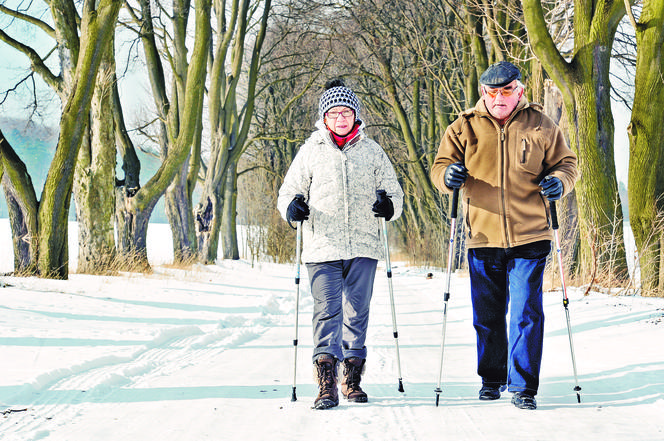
left=318, top=79, right=361, bottom=121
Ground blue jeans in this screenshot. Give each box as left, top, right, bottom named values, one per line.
left=306, top=258, right=378, bottom=362
left=468, top=241, right=551, bottom=396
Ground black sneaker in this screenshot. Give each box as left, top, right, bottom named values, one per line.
left=511, top=392, right=537, bottom=410
left=479, top=385, right=502, bottom=401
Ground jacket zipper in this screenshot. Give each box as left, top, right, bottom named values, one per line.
left=341, top=152, right=350, bottom=255
left=500, top=127, right=512, bottom=247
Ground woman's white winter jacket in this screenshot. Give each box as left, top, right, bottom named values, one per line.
left=278, top=120, right=403, bottom=263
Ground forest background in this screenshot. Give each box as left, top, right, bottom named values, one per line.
left=0, top=0, right=662, bottom=296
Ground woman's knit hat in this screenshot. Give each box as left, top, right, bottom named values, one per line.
left=318, top=79, right=361, bottom=121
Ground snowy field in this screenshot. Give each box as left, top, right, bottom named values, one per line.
left=0, top=220, right=663, bottom=440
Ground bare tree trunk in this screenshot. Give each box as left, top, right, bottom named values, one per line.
left=165, top=159, right=197, bottom=262
left=38, top=0, right=123, bottom=278
left=74, top=46, right=117, bottom=274
left=0, top=130, right=39, bottom=274
left=523, top=0, right=628, bottom=282
left=115, top=187, right=156, bottom=270
left=198, top=0, right=271, bottom=263
left=220, top=161, right=239, bottom=260
left=120, top=0, right=210, bottom=266
left=626, top=0, right=664, bottom=296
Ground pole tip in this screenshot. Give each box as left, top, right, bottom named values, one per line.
left=398, top=379, right=405, bottom=393
left=434, top=388, right=442, bottom=407
left=291, top=387, right=297, bottom=402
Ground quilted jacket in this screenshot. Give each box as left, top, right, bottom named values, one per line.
left=278, top=120, right=404, bottom=263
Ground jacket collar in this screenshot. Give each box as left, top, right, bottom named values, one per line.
left=315, top=118, right=366, bottom=150
left=474, top=95, right=530, bottom=125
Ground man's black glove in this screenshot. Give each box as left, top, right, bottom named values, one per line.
left=444, top=162, right=467, bottom=189
left=539, top=175, right=563, bottom=201
left=372, top=190, right=394, bottom=221
left=287, top=194, right=310, bottom=222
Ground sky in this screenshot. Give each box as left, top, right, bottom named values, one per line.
left=0, top=220, right=662, bottom=441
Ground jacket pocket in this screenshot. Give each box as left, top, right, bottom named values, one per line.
left=516, top=137, right=545, bottom=176
left=464, top=197, right=472, bottom=239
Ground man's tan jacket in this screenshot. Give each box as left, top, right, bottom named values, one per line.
left=431, top=97, right=578, bottom=249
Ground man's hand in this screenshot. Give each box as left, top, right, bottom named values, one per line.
left=444, top=162, right=467, bottom=189
left=539, top=176, right=563, bottom=201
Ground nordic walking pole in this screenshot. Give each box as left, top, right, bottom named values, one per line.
left=291, top=196, right=304, bottom=402
left=434, top=187, right=460, bottom=406
left=550, top=200, right=582, bottom=403
left=377, top=190, right=405, bottom=393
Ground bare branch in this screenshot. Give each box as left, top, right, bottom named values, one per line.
left=0, top=29, right=61, bottom=91
left=0, top=4, right=56, bottom=37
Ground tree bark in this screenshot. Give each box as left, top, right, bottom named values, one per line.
left=523, top=0, right=628, bottom=281
left=198, top=0, right=270, bottom=262
left=0, top=130, right=40, bottom=274
left=128, top=0, right=211, bottom=258
left=73, top=44, right=117, bottom=274
left=37, top=0, right=123, bottom=278
left=627, top=0, right=664, bottom=296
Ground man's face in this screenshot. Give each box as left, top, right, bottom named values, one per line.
left=481, top=80, right=523, bottom=121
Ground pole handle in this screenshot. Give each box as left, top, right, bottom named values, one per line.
left=550, top=200, right=559, bottom=230
left=450, top=188, right=459, bottom=219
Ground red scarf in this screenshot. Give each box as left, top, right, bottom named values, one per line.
left=328, top=122, right=360, bottom=148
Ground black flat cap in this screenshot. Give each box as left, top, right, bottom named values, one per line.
left=479, top=61, right=521, bottom=88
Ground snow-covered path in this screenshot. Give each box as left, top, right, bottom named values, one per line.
left=1, top=256, right=663, bottom=440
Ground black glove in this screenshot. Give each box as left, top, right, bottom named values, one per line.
left=444, top=162, right=467, bottom=189
left=539, top=176, right=563, bottom=201
left=287, top=195, right=310, bottom=222
left=372, top=190, right=394, bottom=221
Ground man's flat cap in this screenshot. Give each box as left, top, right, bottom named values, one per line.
left=479, top=61, right=521, bottom=88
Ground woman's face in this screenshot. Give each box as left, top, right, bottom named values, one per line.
left=324, top=106, right=355, bottom=136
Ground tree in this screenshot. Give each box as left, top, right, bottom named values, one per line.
left=73, top=41, right=118, bottom=274
left=0, top=0, right=123, bottom=278
left=196, top=0, right=271, bottom=263
left=243, top=1, right=331, bottom=263
left=121, top=0, right=212, bottom=264
left=0, top=129, right=39, bottom=273
left=523, top=0, right=629, bottom=281
left=625, top=0, right=664, bottom=296
left=117, top=0, right=211, bottom=265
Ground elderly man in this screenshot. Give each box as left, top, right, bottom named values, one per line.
left=431, top=61, right=578, bottom=410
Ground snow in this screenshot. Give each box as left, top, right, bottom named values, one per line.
left=1, top=220, right=663, bottom=441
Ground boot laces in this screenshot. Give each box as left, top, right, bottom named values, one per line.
left=317, top=361, right=336, bottom=391
left=344, top=360, right=363, bottom=391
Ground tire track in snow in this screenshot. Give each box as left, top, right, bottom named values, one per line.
left=0, top=264, right=297, bottom=440
left=0, top=318, right=271, bottom=440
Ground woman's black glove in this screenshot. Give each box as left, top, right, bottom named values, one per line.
left=372, top=190, right=394, bottom=221
left=444, top=162, right=467, bottom=189
left=287, top=195, right=310, bottom=222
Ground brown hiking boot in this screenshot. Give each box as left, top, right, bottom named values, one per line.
left=313, top=354, right=339, bottom=409
left=341, top=357, right=368, bottom=403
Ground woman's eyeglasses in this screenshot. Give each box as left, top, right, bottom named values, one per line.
left=326, top=109, right=354, bottom=119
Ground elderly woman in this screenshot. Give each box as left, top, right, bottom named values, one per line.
left=278, top=78, right=403, bottom=409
